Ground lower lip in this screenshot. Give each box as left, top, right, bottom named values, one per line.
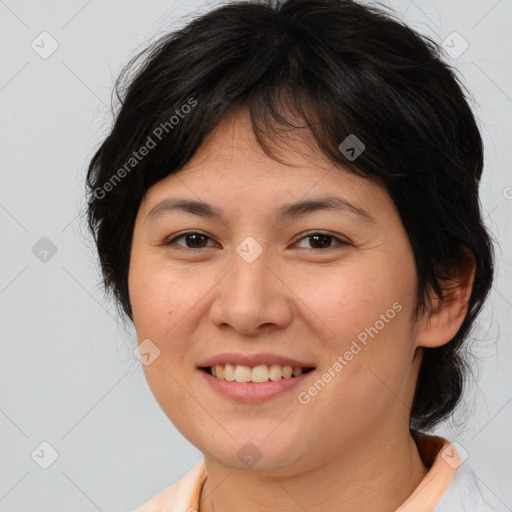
left=199, top=368, right=315, bottom=403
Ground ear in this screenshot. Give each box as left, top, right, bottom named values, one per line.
left=415, top=249, right=476, bottom=349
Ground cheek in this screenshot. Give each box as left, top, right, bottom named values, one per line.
left=128, top=257, right=199, bottom=428
left=293, top=262, right=406, bottom=346
left=303, top=261, right=416, bottom=415
left=291, top=255, right=417, bottom=408
left=129, top=255, right=192, bottom=338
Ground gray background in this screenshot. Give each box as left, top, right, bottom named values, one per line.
left=0, top=0, right=511, bottom=510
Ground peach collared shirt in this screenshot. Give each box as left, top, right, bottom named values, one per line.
left=134, top=433, right=463, bottom=512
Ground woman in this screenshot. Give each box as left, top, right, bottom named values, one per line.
left=85, top=0, right=505, bottom=510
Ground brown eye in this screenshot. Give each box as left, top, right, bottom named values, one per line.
left=165, top=232, right=215, bottom=249
left=295, top=232, right=348, bottom=250
left=163, top=231, right=348, bottom=251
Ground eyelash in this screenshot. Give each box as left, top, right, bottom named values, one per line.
left=163, top=231, right=349, bottom=251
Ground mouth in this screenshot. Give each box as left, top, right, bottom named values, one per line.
left=200, top=364, right=316, bottom=383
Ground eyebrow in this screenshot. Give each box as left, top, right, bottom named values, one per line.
left=145, top=195, right=376, bottom=225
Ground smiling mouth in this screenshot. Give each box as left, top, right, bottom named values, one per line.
left=201, top=364, right=315, bottom=383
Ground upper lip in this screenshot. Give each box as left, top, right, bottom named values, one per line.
left=198, top=353, right=316, bottom=369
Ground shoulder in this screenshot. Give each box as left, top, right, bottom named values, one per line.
left=433, top=462, right=509, bottom=512
left=132, top=460, right=206, bottom=512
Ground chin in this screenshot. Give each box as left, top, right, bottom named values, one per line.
left=203, top=435, right=311, bottom=475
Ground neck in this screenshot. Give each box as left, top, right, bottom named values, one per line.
left=199, top=425, right=429, bottom=512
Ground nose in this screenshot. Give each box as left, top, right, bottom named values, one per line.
left=208, top=245, right=294, bottom=336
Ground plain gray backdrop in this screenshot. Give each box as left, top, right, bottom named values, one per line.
left=1, top=0, right=511, bottom=510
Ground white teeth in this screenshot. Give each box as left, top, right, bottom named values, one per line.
left=269, top=364, right=284, bottom=381
left=209, top=364, right=308, bottom=383
left=234, top=365, right=251, bottom=382
left=223, top=363, right=235, bottom=381
left=252, top=365, right=270, bottom=383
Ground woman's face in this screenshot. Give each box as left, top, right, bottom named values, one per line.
left=128, top=106, right=425, bottom=475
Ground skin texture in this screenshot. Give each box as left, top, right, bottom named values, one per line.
left=128, top=105, right=474, bottom=512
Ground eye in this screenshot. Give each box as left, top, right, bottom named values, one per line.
left=164, top=231, right=348, bottom=250
left=164, top=231, right=216, bottom=249
left=294, top=232, right=348, bottom=250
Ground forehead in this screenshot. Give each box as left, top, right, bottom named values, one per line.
left=141, top=105, right=394, bottom=224
left=179, top=104, right=342, bottom=175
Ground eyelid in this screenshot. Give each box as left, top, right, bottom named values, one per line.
left=164, top=230, right=349, bottom=250
left=163, top=231, right=217, bottom=248
left=293, top=231, right=349, bottom=249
